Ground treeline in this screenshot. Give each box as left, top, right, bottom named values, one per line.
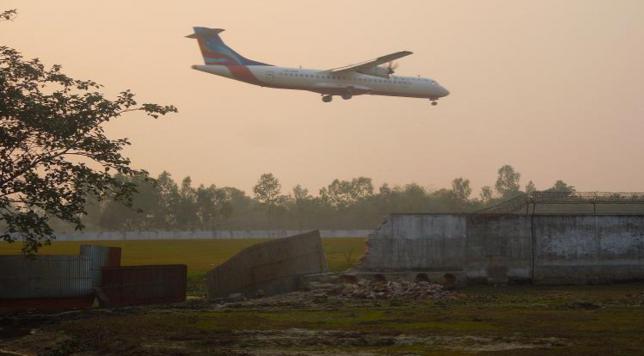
left=58, top=165, right=575, bottom=231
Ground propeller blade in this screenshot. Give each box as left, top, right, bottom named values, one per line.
left=386, top=61, right=399, bottom=74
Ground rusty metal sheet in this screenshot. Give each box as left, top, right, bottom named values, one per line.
left=80, top=245, right=122, bottom=288
left=99, top=265, right=187, bottom=307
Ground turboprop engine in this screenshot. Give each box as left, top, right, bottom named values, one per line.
left=357, top=61, right=398, bottom=78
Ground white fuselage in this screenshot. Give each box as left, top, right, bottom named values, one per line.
left=192, top=65, right=450, bottom=100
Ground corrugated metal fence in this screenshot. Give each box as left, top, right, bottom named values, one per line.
left=0, top=255, right=92, bottom=299
left=1, top=246, right=188, bottom=309
left=0, top=245, right=120, bottom=299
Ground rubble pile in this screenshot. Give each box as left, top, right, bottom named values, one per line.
left=339, top=280, right=451, bottom=300
left=310, top=278, right=453, bottom=301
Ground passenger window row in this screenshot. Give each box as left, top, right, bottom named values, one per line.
left=280, top=72, right=411, bottom=85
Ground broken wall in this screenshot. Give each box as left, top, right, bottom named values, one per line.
left=206, top=230, right=328, bottom=299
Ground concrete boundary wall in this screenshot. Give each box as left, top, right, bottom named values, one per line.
left=465, top=215, right=532, bottom=283
left=533, top=215, right=644, bottom=284
left=360, top=214, right=644, bottom=284
left=206, top=231, right=328, bottom=299
left=53, top=229, right=371, bottom=241
left=362, top=214, right=466, bottom=271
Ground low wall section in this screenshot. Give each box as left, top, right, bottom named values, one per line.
left=206, top=231, right=328, bottom=299
left=359, top=214, right=644, bottom=284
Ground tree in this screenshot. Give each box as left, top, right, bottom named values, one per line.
left=175, top=177, right=198, bottom=229
left=0, top=36, right=176, bottom=253
left=320, top=177, right=374, bottom=208
left=525, top=180, right=537, bottom=195
left=253, top=173, right=283, bottom=207
left=292, top=184, right=310, bottom=203
left=379, top=183, right=392, bottom=196
left=320, top=180, right=352, bottom=208
left=548, top=180, right=575, bottom=194
left=350, top=177, right=374, bottom=201
left=480, top=186, right=493, bottom=203
left=195, top=184, right=230, bottom=229
left=397, top=183, right=428, bottom=212
left=253, top=173, right=285, bottom=225
left=154, top=171, right=180, bottom=228
left=495, top=164, right=521, bottom=198
left=451, top=177, right=472, bottom=201
left=291, top=184, right=313, bottom=229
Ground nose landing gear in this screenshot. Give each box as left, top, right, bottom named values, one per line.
left=429, top=98, right=438, bottom=106
left=322, top=95, right=333, bottom=103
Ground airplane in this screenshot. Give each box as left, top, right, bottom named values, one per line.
left=187, top=27, right=450, bottom=104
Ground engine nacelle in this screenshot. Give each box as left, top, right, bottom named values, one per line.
left=357, top=65, right=392, bottom=78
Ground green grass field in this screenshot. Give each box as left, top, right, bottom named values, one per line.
left=0, top=238, right=367, bottom=296
left=0, top=238, right=367, bottom=273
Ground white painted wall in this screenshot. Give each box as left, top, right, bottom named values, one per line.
left=53, top=229, right=371, bottom=241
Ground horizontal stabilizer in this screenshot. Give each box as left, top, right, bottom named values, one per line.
left=186, top=27, right=224, bottom=38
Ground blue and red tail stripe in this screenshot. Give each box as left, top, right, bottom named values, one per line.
left=188, top=27, right=270, bottom=85
left=189, top=27, right=271, bottom=67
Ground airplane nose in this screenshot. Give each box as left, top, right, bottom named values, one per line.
left=440, top=86, right=450, bottom=97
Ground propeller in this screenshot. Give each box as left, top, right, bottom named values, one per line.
left=386, top=61, right=399, bottom=75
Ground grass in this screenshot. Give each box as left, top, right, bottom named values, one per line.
left=0, top=238, right=367, bottom=273
left=9, top=283, right=642, bottom=355
left=2, top=238, right=644, bottom=354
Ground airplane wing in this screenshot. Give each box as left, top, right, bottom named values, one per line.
left=325, top=51, right=413, bottom=74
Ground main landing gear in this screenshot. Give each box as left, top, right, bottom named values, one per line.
left=322, top=92, right=352, bottom=103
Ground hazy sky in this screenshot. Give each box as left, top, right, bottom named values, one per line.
left=3, top=1, right=644, bottom=195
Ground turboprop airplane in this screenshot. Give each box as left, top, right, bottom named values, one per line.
left=187, top=27, right=449, bottom=104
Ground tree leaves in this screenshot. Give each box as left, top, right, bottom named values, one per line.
left=0, top=46, right=176, bottom=254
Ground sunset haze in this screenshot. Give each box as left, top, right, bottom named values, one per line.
left=3, top=0, right=644, bottom=194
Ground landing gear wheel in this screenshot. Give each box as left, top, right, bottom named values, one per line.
left=431, top=101, right=438, bottom=106
left=341, top=93, right=353, bottom=100
left=322, top=95, right=333, bottom=103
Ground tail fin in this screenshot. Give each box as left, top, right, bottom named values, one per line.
left=187, top=27, right=271, bottom=66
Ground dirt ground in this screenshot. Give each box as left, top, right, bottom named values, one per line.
left=2, top=282, right=644, bottom=356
